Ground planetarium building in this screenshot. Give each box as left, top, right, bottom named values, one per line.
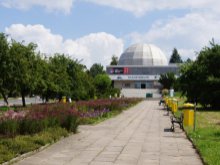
left=106, top=44, right=179, bottom=97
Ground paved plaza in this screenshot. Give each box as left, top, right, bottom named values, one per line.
left=15, top=100, right=203, bottom=165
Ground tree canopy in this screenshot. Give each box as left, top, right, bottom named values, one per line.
left=0, top=33, right=11, bottom=105
left=9, top=41, right=38, bottom=106
left=110, top=55, right=118, bottom=65
left=178, top=40, right=220, bottom=108
left=94, top=74, right=111, bottom=98
left=89, top=63, right=105, bottom=78
left=0, top=32, right=117, bottom=106
left=169, top=48, right=183, bottom=63
left=159, top=72, right=176, bottom=89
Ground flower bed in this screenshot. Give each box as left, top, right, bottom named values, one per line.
left=0, top=98, right=141, bottom=137
left=0, top=105, right=79, bottom=137
left=0, top=98, right=142, bottom=164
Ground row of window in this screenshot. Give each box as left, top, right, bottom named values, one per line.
left=107, top=66, right=179, bottom=75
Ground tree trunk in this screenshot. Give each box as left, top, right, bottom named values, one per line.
left=45, top=97, right=49, bottom=103
left=0, top=90, right=8, bottom=105
left=21, top=93, right=26, bottom=107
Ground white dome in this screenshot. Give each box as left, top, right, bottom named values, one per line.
left=118, top=44, right=168, bottom=66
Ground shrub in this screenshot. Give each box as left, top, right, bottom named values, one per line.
left=20, top=119, right=49, bottom=134
left=162, top=89, right=169, bottom=96
left=0, top=119, right=19, bottom=137
left=0, top=104, right=79, bottom=137
left=62, top=115, right=79, bottom=133
left=0, top=99, right=141, bottom=137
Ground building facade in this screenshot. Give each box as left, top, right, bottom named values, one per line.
left=106, top=44, right=179, bottom=90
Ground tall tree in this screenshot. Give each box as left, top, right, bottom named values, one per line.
left=0, top=33, right=13, bottom=105
left=89, top=63, right=105, bottom=78
left=48, top=54, right=71, bottom=100
left=110, top=55, right=118, bottom=65
left=169, top=48, right=183, bottom=63
left=67, top=59, right=95, bottom=100
left=159, top=72, right=176, bottom=89
left=179, top=40, right=220, bottom=108
left=185, top=58, right=192, bottom=63
left=33, top=55, right=54, bottom=102
left=94, top=74, right=111, bottom=98
left=9, top=41, right=38, bottom=106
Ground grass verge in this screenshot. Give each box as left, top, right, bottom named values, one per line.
left=0, top=127, right=68, bottom=164
left=168, top=93, right=220, bottom=164
left=184, top=111, right=220, bottom=165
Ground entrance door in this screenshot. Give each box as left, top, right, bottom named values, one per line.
left=141, top=83, right=146, bottom=89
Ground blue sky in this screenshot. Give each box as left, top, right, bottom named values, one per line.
left=0, top=0, right=220, bottom=68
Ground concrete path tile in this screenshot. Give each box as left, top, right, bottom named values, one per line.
left=15, top=100, right=203, bottom=165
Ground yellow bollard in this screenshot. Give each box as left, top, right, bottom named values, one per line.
left=172, top=99, right=178, bottom=113
left=170, top=98, right=174, bottom=111
left=168, top=98, right=172, bottom=110
left=183, top=103, right=194, bottom=126
left=165, top=97, right=168, bottom=106
left=62, top=96, right=66, bottom=103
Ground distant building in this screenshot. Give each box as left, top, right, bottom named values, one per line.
left=106, top=44, right=179, bottom=97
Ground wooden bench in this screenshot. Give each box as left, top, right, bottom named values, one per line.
left=159, top=99, right=168, bottom=112
left=170, top=114, right=184, bottom=131
left=159, top=99, right=165, bottom=106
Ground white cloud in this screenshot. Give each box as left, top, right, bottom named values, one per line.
left=1, top=0, right=74, bottom=14
left=1, top=0, right=220, bottom=16
left=85, top=0, right=220, bottom=16
left=5, top=24, right=124, bottom=68
left=128, top=11, right=220, bottom=60
left=76, top=33, right=123, bottom=67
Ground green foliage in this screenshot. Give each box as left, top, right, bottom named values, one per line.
left=161, top=89, right=169, bottom=96
left=0, top=104, right=79, bottom=137
left=0, top=33, right=119, bottom=104
left=0, top=106, right=10, bottom=112
left=178, top=62, right=202, bottom=103
left=0, top=98, right=141, bottom=164
left=110, top=55, right=118, bottom=65
left=94, top=74, right=111, bottom=98
left=89, top=63, right=105, bottom=78
left=62, top=115, right=79, bottom=133
left=9, top=41, right=38, bottom=106
left=169, top=48, right=183, bottom=63
left=0, top=33, right=13, bottom=105
left=68, top=60, right=95, bottom=100
left=159, top=72, right=176, bottom=89
left=48, top=54, right=71, bottom=99
left=108, top=87, right=120, bottom=98
left=20, top=119, right=48, bottom=134
left=0, top=127, right=68, bottom=164
left=185, top=111, right=220, bottom=165
left=0, top=119, right=19, bottom=137
left=179, top=40, right=220, bottom=108
left=186, top=58, right=192, bottom=63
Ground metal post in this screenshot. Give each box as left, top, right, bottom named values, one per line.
left=193, top=102, right=196, bottom=131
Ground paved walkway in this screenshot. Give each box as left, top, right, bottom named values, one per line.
left=16, top=100, right=203, bottom=165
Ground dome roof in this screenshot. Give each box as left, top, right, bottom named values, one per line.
left=118, top=44, right=168, bottom=66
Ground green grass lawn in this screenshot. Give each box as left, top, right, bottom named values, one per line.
left=0, top=127, right=69, bottom=164
left=184, top=111, right=220, bottom=165
left=167, top=92, right=220, bottom=164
